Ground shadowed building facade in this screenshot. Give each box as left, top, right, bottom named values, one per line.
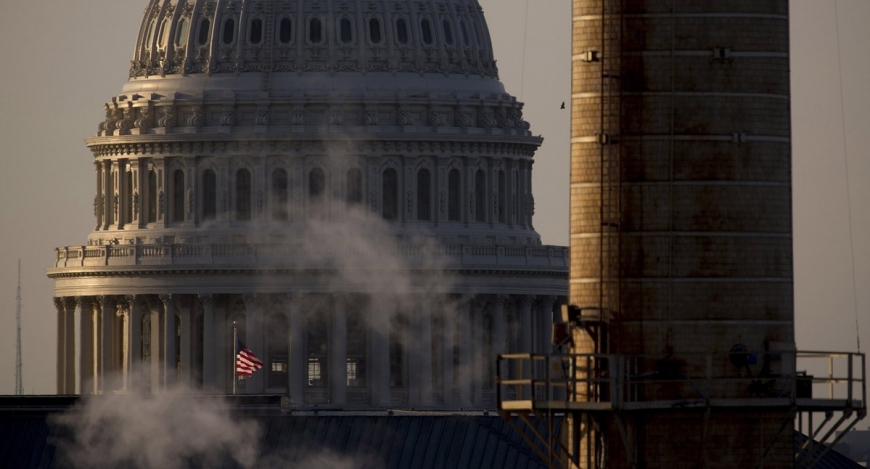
left=47, top=0, right=567, bottom=409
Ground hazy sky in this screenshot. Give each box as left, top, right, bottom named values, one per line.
left=0, top=1, right=867, bottom=404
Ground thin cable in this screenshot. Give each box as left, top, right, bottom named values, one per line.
left=833, top=0, right=861, bottom=352
left=519, top=0, right=530, bottom=99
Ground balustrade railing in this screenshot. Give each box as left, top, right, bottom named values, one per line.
left=53, top=243, right=569, bottom=269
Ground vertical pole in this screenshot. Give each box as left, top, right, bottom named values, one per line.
left=232, top=324, right=237, bottom=395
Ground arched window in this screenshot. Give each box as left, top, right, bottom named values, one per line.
left=197, top=18, right=211, bottom=46
left=416, top=168, right=431, bottom=221
left=340, top=18, right=353, bottom=44
left=389, top=313, right=407, bottom=388
left=498, top=170, right=506, bottom=223
left=396, top=18, right=409, bottom=45
left=346, top=306, right=366, bottom=388
left=175, top=19, right=190, bottom=47
left=125, top=171, right=133, bottom=224
left=267, top=312, right=289, bottom=389
left=369, top=18, right=382, bottom=44
left=308, top=167, right=325, bottom=219
left=421, top=19, right=433, bottom=45
left=309, top=17, right=322, bottom=44
left=157, top=20, right=170, bottom=48
left=222, top=18, right=236, bottom=45
left=172, top=169, right=185, bottom=223
left=147, top=170, right=157, bottom=223
left=382, top=168, right=398, bottom=221
left=448, top=169, right=461, bottom=221
left=236, top=168, right=252, bottom=221
left=346, top=168, right=362, bottom=205
left=460, top=20, right=470, bottom=46
left=442, top=19, right=454, bottom=45
left=145, top=20, right=157, bottom=48
left=249, top=18, right=263, bottom=44
left=271, top=169, right=289, bottom=221
left=202, top=169, right=217, bottom=221
left=279, top=18, right=293, bottom=44
left=474, top=169, right=486, bottom=222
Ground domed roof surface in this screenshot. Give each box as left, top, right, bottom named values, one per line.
left=129, top=0, right=499, bottom=94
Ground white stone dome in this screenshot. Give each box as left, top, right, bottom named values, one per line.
left=129, top=0, right=500, bottom=92
left=50, top=0, right=567, bottom=407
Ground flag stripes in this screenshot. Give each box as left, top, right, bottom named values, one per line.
left=236, top=342, right=264, bottom=377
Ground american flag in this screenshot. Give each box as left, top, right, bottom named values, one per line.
left=236, top=339, right=264, bottom=377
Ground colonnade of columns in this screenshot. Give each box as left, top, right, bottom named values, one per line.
left=55, top=292, right=561, bottom=409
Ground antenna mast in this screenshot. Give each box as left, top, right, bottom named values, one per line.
left=15, top=259, right=22, bottom=395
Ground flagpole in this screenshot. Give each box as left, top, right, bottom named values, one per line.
left=232, top=324, right=237, bottom=395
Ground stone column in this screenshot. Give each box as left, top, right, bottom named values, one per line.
left=472, top=298, right=486, bottom=408
left=288, top=295, right=305, bottom=404
left=539, top=296, right=556, bottom=354
left=64, top=299, right=76, bottom=393
left=94, top=162, right=102, bottom=230
left=441, top=299, right=455, bottom=407
left=80, top=298, right=96, bottom=395
left=115, top=302, right=129, bottom=391
left=457, top=296, right=474, bottom=408
left=108, top=161, right=121, bottom=231
left=160, top=294, right=176, bottom=389
left=371, top=309, right=391, bottom=407
left=72, top=297, right=83, bottom=395
left=331, top=295, right=348, bottom=406
left=97, top=296, right=114, bottom=394
left=129, top=159, right=142, bottom=228
left=243, top=294, right=265, bottom=394
left=127, top=296, right=141, bottom=392
left=518, top=295, right=534, bottom=353
left=54, top=298, right=66, bottom=395
left=179, top=297, right=193, bottom=384
left=200, top=294, right=216, bottom=390
left=214, top=298, right=228, bottom=392
left=102, top=160, right=112, bottom=230
left=411, top=299, right=434, bottom=407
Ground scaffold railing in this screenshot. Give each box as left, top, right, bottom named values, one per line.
left=496, top=351, right=866, bottom=413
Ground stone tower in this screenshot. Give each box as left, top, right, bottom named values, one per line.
left=48, top=0, right=568, bottom=409
left=568, top=0, right=794, bottom=467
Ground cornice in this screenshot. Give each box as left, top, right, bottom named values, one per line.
left=86, top=135, right=542, bottom=159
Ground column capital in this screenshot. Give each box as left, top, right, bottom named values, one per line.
left=158, top=294, right=174, bottom=308
left=518, top=294, right=534, bottom=308
left=242, top=292, right=258, bottom=306
left=198, top=293, right=215, bottom=307
left=53, top=297, right=65, bottom=311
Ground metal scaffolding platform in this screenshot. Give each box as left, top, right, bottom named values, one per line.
left=497, top=351, right=866, bottom=468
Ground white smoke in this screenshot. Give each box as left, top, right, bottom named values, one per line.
left=52, top=377, right=369, bottom=469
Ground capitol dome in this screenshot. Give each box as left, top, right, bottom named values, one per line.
left=49, top=0, right=567, bottom=409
